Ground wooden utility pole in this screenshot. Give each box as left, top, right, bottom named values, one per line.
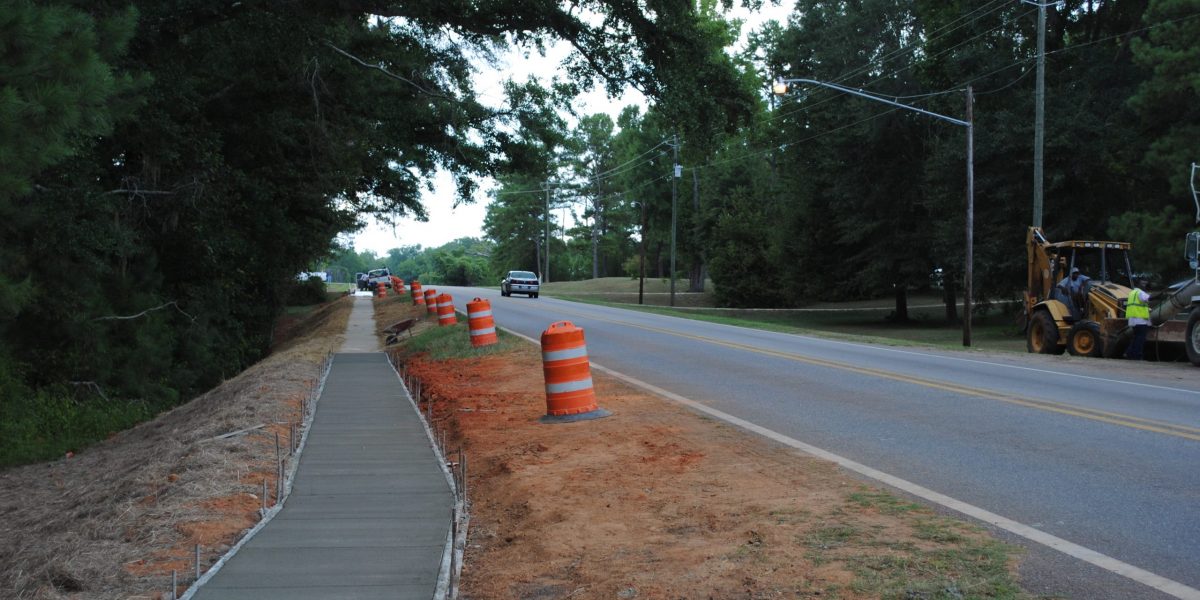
left=544, top=186, right=551, bottom=283
left=964, top=85, right=975, bottom=347
left=691, top=167, right=707, bottom=292
left=670, top=133, right=679, bottom=307
left=639, top=198, right=646, bottom=305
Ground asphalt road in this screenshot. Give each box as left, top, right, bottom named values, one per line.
left=440, top=286, right=1200, bottom=599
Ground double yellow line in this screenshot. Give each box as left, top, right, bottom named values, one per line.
left=554, top=304, right=1200, bottom=442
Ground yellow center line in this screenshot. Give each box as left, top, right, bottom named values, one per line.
left=545, top=302, right=1200, bottom=442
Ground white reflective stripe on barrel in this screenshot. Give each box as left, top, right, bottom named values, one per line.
left=470, top=327, right=496, bottom=336
left=546, top=378, right=593, bottom=394
left=437, top=301, right=452, bottom=307
left=468, top=309, right=493, bottom=318
left=542, top=346, right=589, bottom=362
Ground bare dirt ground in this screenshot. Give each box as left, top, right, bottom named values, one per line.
left=375, top=298, right=1028, bottom=600
left=0, top=297, right=351, bottom=600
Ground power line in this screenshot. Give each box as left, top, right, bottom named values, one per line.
left=769, top=6, right=1034, bottom=125
left=764, top=1, right=1021, bottom=125
left=495, top=9, right=1200, bottom=207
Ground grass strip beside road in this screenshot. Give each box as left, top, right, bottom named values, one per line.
left=546, top=293, right=1028, bottom=354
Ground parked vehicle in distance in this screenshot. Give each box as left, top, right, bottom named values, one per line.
left=360, top=267, right=391, bottom=291
left=501, top=270, right=540, bottom=298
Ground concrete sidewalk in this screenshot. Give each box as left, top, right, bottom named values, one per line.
left=193, top=297, right=453, bottom=599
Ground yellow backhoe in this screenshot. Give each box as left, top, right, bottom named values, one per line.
left=1024, top=228, right=1138, bottom=357
left=1024, top=164, right=1200, bottom=364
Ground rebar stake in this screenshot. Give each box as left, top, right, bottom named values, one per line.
left=194, top=544, right=201, bottom=579
left=450, top=508, right=459, bottom=589
left=261, top=479, right=268, bottom=513
left=171, top=570, right=177, bottom=600
left=457, top=448, right=465, bottom=498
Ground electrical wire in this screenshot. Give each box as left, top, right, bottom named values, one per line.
left=768, top=6, right=1035, bottom=124
left=495, top=8, right=1200, bottom=207
left=764, top=1, right=1022, bottom=124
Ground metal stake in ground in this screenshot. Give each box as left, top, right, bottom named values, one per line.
left=457, top=448, right=465, bottom=499
left=450, top=507, right=459, bottom=590
left=194, top=544, right=201, bottom=580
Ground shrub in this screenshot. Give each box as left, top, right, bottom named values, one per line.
left=286, top=276, right=328, bottom=306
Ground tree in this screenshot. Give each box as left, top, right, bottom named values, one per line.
left=485, top=177, right=555, bottom=279
left=1, top=0, right=755, bottom=466
left=1130, top=0, right=1200, bottom=198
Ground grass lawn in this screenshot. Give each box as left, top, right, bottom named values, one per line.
left=543, top=278, right=1026, bottom=353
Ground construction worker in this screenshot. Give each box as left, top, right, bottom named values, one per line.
left=1057, top=267, right=1091, bottom=319
left=1058, top=267, right=1090, bottom=295
left=1125, top=277, right=1152, bottom=360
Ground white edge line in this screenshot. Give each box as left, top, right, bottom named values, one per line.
left=499, top=324, right=1200, bottom=600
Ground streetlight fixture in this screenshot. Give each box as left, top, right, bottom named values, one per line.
left=772, top=77, right=976, bottom=346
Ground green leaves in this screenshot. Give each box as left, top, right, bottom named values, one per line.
left=1130, top=0, right=1200, bottom=196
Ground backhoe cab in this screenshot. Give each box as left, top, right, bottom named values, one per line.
left=1025, top=227, right=1137, bottom=357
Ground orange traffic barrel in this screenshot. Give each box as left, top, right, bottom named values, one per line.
left=375, top=282, right=387, bottom=298
left=394, top=277, right=406, bottom=295
left=539, top=321, right=611, bottom=423
left=436, top=293, right=456, bottom=326
left=466, top=298, right=498, bottom=347
left=411, top=280, right=424, bottom=305
left=424, top=289, right=438, bottom=314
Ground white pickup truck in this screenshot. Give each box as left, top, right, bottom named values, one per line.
left=358, top=267, right=392, bottom=291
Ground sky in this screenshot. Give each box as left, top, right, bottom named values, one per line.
left=351, top=3, right=794, bottom=256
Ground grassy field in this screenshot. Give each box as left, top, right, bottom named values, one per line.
left=542, top=277, right=1027, bottom=353
left=541, top=277, right=717, bottom=307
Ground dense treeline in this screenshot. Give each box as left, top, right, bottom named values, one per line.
left=322, top=238, right=494, bottom=286
left=484, top=0, right=1199, bottom=315
left=0, top=0, right=748, bottom=464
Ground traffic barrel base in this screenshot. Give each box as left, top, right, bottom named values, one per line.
left=539, top=321, right=611, bottom=424
left=539, top=407, right=612, bottom=424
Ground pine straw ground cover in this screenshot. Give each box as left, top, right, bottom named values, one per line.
left=376, top=297, right=1032, bottom=600
left=0, top=296, right=351, bottom=599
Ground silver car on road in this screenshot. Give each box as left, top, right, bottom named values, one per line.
left=501, top=270, right=540, bottom=298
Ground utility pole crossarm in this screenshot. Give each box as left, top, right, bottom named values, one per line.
left=774, top=78, right=969, bottom=127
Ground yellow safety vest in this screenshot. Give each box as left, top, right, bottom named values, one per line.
left=1126, top=288, right=1150, bottom=320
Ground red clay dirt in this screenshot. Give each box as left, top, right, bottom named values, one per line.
left=0, top=297, right=351, bottom=599
left=376, top=300, right=1026, bottom=600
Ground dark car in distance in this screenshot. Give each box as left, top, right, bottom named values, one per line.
left=501, top=270, right=540, bottom=298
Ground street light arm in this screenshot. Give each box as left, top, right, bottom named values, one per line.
left=775, top=77, right=969, bottom=127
